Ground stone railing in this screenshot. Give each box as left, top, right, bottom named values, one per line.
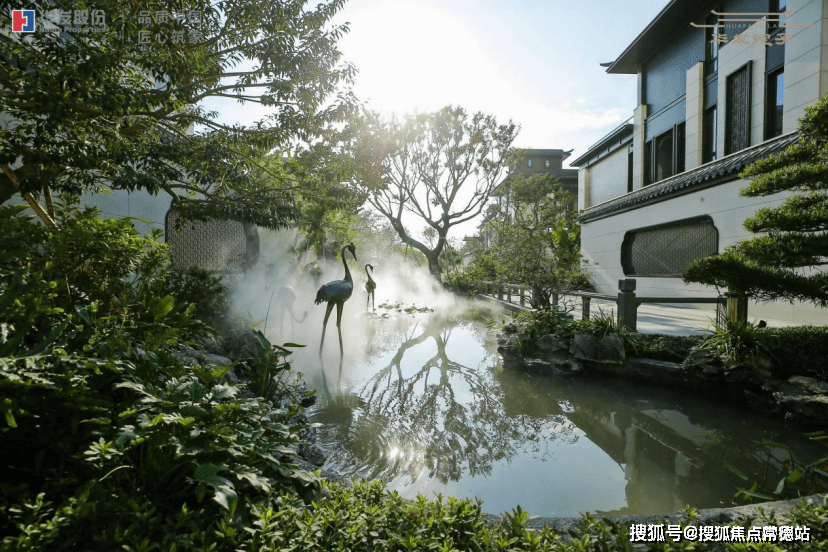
left=480, top=279, right=747, bottom=331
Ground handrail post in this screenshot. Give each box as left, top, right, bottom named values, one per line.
left=582, top=296, right=591, bottom=320
left=552, top=292, right=559, bottom=308
left=519, top=286, right=525, bottom=306
left=498, top=283, right=503, bottom=301
left=726, top=291, right=748, bottom=323
left=507, top=284, right=512, bottom=304
left=617, top=278, right=637, bottom=331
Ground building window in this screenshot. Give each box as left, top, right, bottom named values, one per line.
left=726, top=63, right=752, bottom=155
left=644, top=122, right=686, bottom=184
left=654, top=130, right=673, bottom=182
left=627, top=150, right=634, bottom=193
left=643, top=140, right=653, bottom=186
left=705, top=12, right=719, bottom=77
left=621, top=216, right=718, bottom=277
left=544, top=159, right=551, bottom=168
left=765, top=69, right=784, bottom=139
left=527, top=159, right=533, bottom=167
left=703, top=106, right=717, bottom=162
left=768, top=0, right=786, bottom=34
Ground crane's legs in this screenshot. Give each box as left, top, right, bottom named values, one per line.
left=335, top=302, right=344, bottom=355
left=319, top=302, right=335, bottom=355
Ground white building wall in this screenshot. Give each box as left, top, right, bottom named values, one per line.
left=578, top=169, right=589, bottom=211
left=580, top=182, right=827, bottom=325
left=685, top=62, right=704, bottom=171
left=632, top=105, right=647, bottom=191
left=81, top=189, right=172, bottom=237
left=784, top=0, right=828, bottom=132
left=584, top=147, right=629, bottom=208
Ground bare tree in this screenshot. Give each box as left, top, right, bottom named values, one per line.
left=353, top=106, right=518, bottom=280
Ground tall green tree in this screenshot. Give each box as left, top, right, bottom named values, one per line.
left=684, top=94, right=828, bottom=306
left=349, top=106, right=518, bottom=281
left=0, top=0, right=356, bottom=230
left=485, top=174, right=588, bottom=309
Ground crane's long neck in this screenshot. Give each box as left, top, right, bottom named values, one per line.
left=365, top=264, right=374, bottom=282
left=342, top=246, right=352, bottom=282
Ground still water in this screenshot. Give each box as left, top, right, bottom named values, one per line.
left=298, top=304, right=823, bottom=518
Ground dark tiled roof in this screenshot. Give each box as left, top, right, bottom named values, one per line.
left=578, top=131, right=801, bottom=223
left=606, top=0, right=712, bottom=74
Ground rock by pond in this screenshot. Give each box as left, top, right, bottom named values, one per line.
left=497, top=329, right=828, bottom=427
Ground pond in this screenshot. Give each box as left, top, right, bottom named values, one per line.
left=286, top=302, right=823, bottom=518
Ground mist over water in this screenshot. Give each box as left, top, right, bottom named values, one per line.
left=221, top=229, right=828, bottom=518
left=228, top=228, right=484, bottom=387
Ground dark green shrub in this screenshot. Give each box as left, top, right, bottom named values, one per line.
left=159, top=266, right=231, bottom=331
left=512, top=306, right=576, bottom=341
left=574, top=308, right=644, bottom=355
left=634, top=334, right=705, bottom=361
left=443, top=270, right=482, bottom=296
left=0, top=202, right=314, bottom=547
left=757, top=325, right=828, bottom=380
left=700, top=319, right=777, bottom=368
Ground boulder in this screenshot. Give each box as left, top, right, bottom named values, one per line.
left=202, top=352, right=233, bottom=367
left=498, top=345, right=526, bottom=369
left=536, top=334, right=570, bottom=353
left=299, top=443, right=327, bottom=466
left=770, top=376, right=828, bottom=424
left=571, top=333, right=625, bottom=365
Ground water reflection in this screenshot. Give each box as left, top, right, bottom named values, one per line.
left=314, top=313, right=576, bottom=486
left=309, top=311, right=825, bottom=517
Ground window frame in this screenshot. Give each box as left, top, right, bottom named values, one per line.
left=704, top=11, right=720, bottom=77
left=725, top=61, right=752, bottom=155
left=643, top=121, right=686, bottom=185
left=765, top=68, right=784, bottom=139
left=703, top=105, right=718, bottom=163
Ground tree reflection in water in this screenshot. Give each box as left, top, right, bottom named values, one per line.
left=310, top=310, right=828, bottom=517
left=313, top=313, right=578, bottom=486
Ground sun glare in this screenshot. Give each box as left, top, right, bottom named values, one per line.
left=339, top=2, right=504, bottom=117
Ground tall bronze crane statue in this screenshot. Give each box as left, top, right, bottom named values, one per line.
left=315, top=243, right=357, bottom=355
left=364, top=264, right=376, bottom=311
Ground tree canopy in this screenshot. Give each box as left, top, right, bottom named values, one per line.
left=0, top=0, right=356, bottom=230
left=480, top=173, right=588, bottom=309
left=349, top=106, right=518, bottom=280
left=684, top=94, right=828, bottom=306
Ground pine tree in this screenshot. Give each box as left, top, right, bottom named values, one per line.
left=684, top=94, right=828, bottom=306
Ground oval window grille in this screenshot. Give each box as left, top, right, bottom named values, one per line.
left=165, top=206, right=259, bottom=273
left=621, top=216, right=718, bottom=277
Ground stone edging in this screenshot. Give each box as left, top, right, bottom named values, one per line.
left=516, top=494, right=828, bottom=537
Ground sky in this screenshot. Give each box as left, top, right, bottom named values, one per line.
left=329, top=0, right=672, bottom=163
left=207, top=0, right=674, bottom=239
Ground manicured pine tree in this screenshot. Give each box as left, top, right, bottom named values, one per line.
left=683, top=94, right=828, bottom=306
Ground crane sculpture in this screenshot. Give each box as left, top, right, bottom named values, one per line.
left=364, top=264, right=376, bottom=311
left=274, top=285, right=307, bottom=337
left=315, top=243, right=357, bottom=355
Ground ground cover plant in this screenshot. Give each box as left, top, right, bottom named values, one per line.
left=0, top=203, right=315, bottom=549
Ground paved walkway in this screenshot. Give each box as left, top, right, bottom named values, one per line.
left=479, top=295, right=800, bottom=337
